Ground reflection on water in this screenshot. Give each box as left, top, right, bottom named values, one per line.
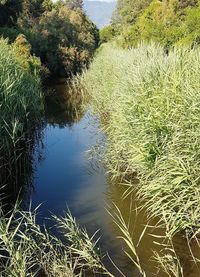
left=30, top=79, right=136, bottom=276
left=108, top=182, right=200, bottom=277
left=36, top=79, right=200, bottom=277
left=44, top=78, right=84, bottom=127
left=0, top=124, right=43, bottom=214
left=2, top=78, right=200, bottom=276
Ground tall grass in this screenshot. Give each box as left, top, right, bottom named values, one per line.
left=0, top=38, right=42, bottom=187
left=81, top=43, right=200, bottom=237
left=109, top=202, right=185, bottom=277
left=0, top=203, right=112, bottom=276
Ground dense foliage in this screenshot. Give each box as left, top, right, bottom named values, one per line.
left=0, top=0, right=99, bottom=76
left=0, top=0, right=22, bottom=26
left=81, top=42, right=200, bottom=237
left=30, top=5, right=99, bottom=76
left=112, top=0, right=151, bottom=26
left=100, top=25, right=116, bottom=43
left=80, top=38, right=200, bottom=276
left=110, top=0, right=200, bottom=47
left=0, top=37, right=42, bottom=186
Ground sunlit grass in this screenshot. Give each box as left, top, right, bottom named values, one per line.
left=81, top=42, right=200, bottom=236
left=0, top=38, right=42, bottom=184
left=0, top=203, right=113, bottom=277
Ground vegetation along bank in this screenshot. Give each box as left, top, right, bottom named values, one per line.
left=2, top=0, right=200, bottom=276
left=88, top=1, right=200, bottom=275
left=80, top=42, right=200, bottom=274
left=0, top=1, right=104, bottom=276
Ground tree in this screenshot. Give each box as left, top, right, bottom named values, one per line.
left=30, top=5, right=98, bottom=75
left=64, top=0, right=83, bottom=10
left=100, top=25, right=116, bottom=43
left=0, top=0, right=22, bottom=26
left=0, top=0, right=99, bottom=77
left=18, top=0, right=46, bottom=27
left=112, top=0, right=151, bottom=26
left=114, top=0, right=200, bottom=48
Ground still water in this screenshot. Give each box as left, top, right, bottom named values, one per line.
left=31, top=79, right=137, bottom=276
left=18, top=79, right=200, bottom=276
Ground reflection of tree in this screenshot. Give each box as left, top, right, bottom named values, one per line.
left=0, top=78, right=84, bottom=214
left=44, top=79, right=84, bottom=128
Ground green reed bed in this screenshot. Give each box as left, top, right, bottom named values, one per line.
left=0, top=38, right=42, bottom=184
left=81, top=43, right=200, bottom=237
left=0, top=204, right=111, bottom=277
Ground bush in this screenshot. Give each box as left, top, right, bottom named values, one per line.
left=178, top=4, right=200, bottom=46
left=100, top=25, right=116, bottom=43
left=0, top=0, right=22, bottom=26
left=13, top=34, right=42, bottom=74
left=26, top=5, right=99, bottom=76
left=0, top=0, right=99, bottom=77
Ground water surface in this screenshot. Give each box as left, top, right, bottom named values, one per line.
left=31, top=79, right=137, bottom=276
left=7, top=79, right=200, bottom=277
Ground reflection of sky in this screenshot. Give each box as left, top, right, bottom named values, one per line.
left=32, top=110, right=136, bottom=276
left=33, top=93, right=198, bottom=277
left=32, top=112, right=102, bottom=215
left=34, top=89, right=198, bottom=277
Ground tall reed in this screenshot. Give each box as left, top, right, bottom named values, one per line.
left=81, top=42, right=200, bottom=236
left=0, top=203, right=112, bottom=276
left=0, top=38, right=42, bottom=188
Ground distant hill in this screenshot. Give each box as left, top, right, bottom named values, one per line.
left=84, top=1, right=116, bottom=29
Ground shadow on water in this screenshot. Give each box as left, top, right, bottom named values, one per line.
left=2, top=78, right=200, bottom=276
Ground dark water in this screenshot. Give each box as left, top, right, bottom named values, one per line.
left=3, top=79, right=200, bottom=277
left=30, top=79, right=138, bottom=277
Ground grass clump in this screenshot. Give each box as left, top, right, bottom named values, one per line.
left=0, top=204, right=112, bottom=277
left=81, top=43, right=200, bottom=236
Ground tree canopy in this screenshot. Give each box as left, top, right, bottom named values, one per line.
left=111, top=0, right=200, bottom=48
left=0, top=0, right=22, bottom=26
left=0, top=0, right=99, bottom=76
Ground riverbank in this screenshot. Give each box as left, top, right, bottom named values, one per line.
left=0, top=38, right=42, bottom=193
left=80, top=43, right=200, bottom=274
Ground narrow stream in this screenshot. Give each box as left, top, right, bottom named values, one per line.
left=31, top=79, right=137, bottom=276
left=6, top=79, right=200, bottom=277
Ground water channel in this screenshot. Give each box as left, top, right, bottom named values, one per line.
left=3, top=79, right=200, bottom=277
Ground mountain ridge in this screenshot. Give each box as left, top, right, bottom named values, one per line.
left=84, top=0, right=116, bottom=29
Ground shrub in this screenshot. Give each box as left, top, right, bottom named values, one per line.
left=13, top=34, right=42, bottom=74
left=100, top=25, right=116, bottom=43
left=116, top=0, right=200, bottom=48
left=0, top=0, right=22, bottom=26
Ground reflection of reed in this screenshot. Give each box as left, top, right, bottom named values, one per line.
left=0, top=122, right=44, bottom=214
left=106, top=178, right=200, bottom=277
